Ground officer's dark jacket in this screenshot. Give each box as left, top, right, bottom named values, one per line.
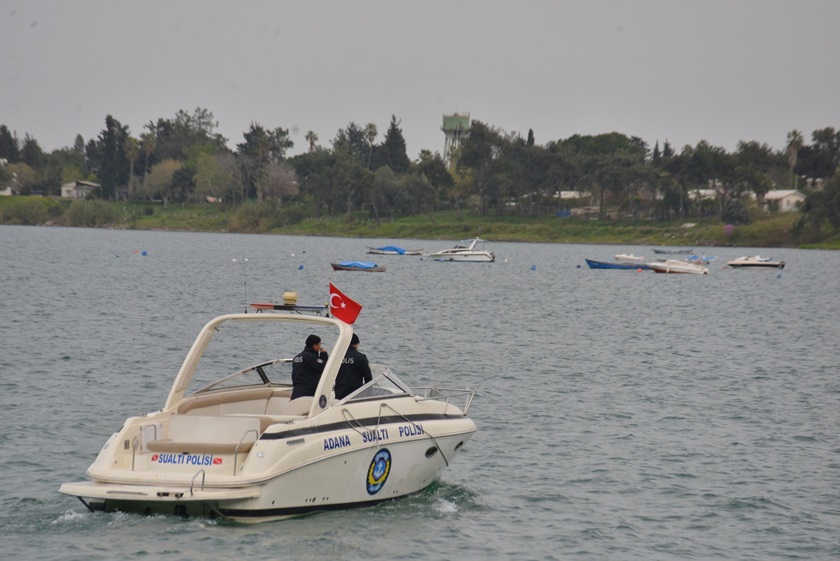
left=291, top=346, right=328, bottom=399
left=334, top=346, right=373, bottom=400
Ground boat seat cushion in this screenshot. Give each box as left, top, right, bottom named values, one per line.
left=177, top=387, right=293, bottom=416
left=146, top=415, right=261, bottom=454
left=266, top=396, right=313, bottom=416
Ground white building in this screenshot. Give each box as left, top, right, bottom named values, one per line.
left=688, top=189, right=719, bottom=201
left=761, top=190, right=806, bottom=212
left=61, top=180, right=99, bottom=199
left=0, top=158, right=9, bottom=195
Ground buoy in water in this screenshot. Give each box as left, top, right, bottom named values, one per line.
left=298, top=265, right=304, bottom=270
left=530, top=265, right=536, bottom=271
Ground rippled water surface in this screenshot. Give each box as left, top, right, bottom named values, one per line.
left=1, top=226, right=838, bottom=560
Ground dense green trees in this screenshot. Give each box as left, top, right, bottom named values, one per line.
left=1, top=110, right=839, bottom=238
left=797, top=168, right=840, bottom=233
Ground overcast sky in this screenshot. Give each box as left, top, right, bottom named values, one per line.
left=2, top=1, right=839, bottom=160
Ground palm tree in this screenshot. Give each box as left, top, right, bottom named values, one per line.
left=140, top=121, right=157, bottom=183
left=364, top=123, right=377, bottom=170
left=786, top=129, right=804, bottom=189
left=124, top=136, right=140, bottom=198
left=305, top=130, right=318, bottom=152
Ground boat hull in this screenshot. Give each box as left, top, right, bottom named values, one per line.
left=727, top=257, right=785, bottom=269
left=652, top=248, right=693, bottom=254
left=428, top=253, right=494, bottom=262
left=727, top=263, right=785, bottom=269
left=366, top=247, right=423, bottom=256
left=585, top=259, right=648, bottom=270
left=331, top=263, right=386, bottom=272
left=648, top=261, right=709, bottom=274
left=61, top=425, right=474, bottom=522
left=60, top=387, right=476, bottom=523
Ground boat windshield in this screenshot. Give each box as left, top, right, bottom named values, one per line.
left=343, top=364, right=414, bottom=401
left=183, top=319, right=339, bottom=398
left=455, top=238, right=481, bottom=250
left=191, top=358, right=293, bottom=395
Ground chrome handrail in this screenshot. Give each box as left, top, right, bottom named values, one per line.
left=234, top=429, right=259, bottom=475
left=190, top=469, right=206, bottom=496
left=131, top=436, right=140, bottom=471
left=132, top=424, right=159, bottom=471
left=410, top=387, right=476, bottom=414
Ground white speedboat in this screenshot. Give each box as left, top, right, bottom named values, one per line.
left=426, top=238, right=495, bottom=262
left=60, top=308, right=476, bottom=522
left=647, top=258, right=709, bottom=275
left=727, top=255, right=785, bottom=269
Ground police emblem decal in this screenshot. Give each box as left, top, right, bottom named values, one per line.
left=366, top=448, right=392, bottom=495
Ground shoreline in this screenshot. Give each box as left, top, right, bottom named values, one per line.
left=1, top=197, right=837, bottom=249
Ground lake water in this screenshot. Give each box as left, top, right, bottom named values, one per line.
left=1, top=225, right=838, bottom=560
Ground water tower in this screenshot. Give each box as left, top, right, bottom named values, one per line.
left=442, top=112, right=470, bottom=165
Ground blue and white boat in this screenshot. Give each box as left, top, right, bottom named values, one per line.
left=366, top=246, right=423, bottom=256
left=331, top=261, right=386, bottom=272
left=585, top=257, right=649, bottom=270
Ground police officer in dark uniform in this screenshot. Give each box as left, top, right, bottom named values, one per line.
left=291, top=334, right=329, bottom=399
left=334, top=333, right=373, bottom=400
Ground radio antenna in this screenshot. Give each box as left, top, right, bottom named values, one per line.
left=232, top=257, right=249, bottom=312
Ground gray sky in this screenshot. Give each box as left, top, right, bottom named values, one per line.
left=2, top=1, right=839, bottom=159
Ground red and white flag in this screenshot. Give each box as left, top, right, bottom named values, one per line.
left=329, top=283, right=362, bottom=324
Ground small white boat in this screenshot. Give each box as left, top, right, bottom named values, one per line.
left=727, top=256, right=785, bottom=269
left=366, top=246, right=423, bottom=256
left=652, top=248, right=694, bottom=255
left=426, top=238, right=495, bottom=262
left=59, top=307, right=476, bottom=522
left=647, top=259, right=709, bottom=275
left=614, top=253, right=647, bottom=265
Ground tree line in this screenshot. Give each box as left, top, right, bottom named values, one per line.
left=1, top=108, right=838, bottom=233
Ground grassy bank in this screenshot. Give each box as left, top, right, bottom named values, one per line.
left=2, top=196, right=838, bottom=249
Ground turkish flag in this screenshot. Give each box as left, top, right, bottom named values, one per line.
left=329, top=283, right=362, bottom=324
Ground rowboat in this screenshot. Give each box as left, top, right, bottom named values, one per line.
left=331, top=261, right=386, bottom=272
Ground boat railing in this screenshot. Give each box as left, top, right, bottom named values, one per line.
left=411, top=387, right=475, bottom=415
left=131, top=424, right=159, bottom=471
left=131, top=436, right=140, bottom=471
left=379, top=401, right=451, bottom=466
left=190, top=469, right=206, bottom=496
left=234, top=429, right=259, bottom=475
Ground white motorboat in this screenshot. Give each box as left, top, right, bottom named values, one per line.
left=426, top=238, right=495, bottom=262
left=59, top=307, right=476, bottom=522
left=727, top=255, right=785, bottom=269
left=647, top=258, right=709, bottom=275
